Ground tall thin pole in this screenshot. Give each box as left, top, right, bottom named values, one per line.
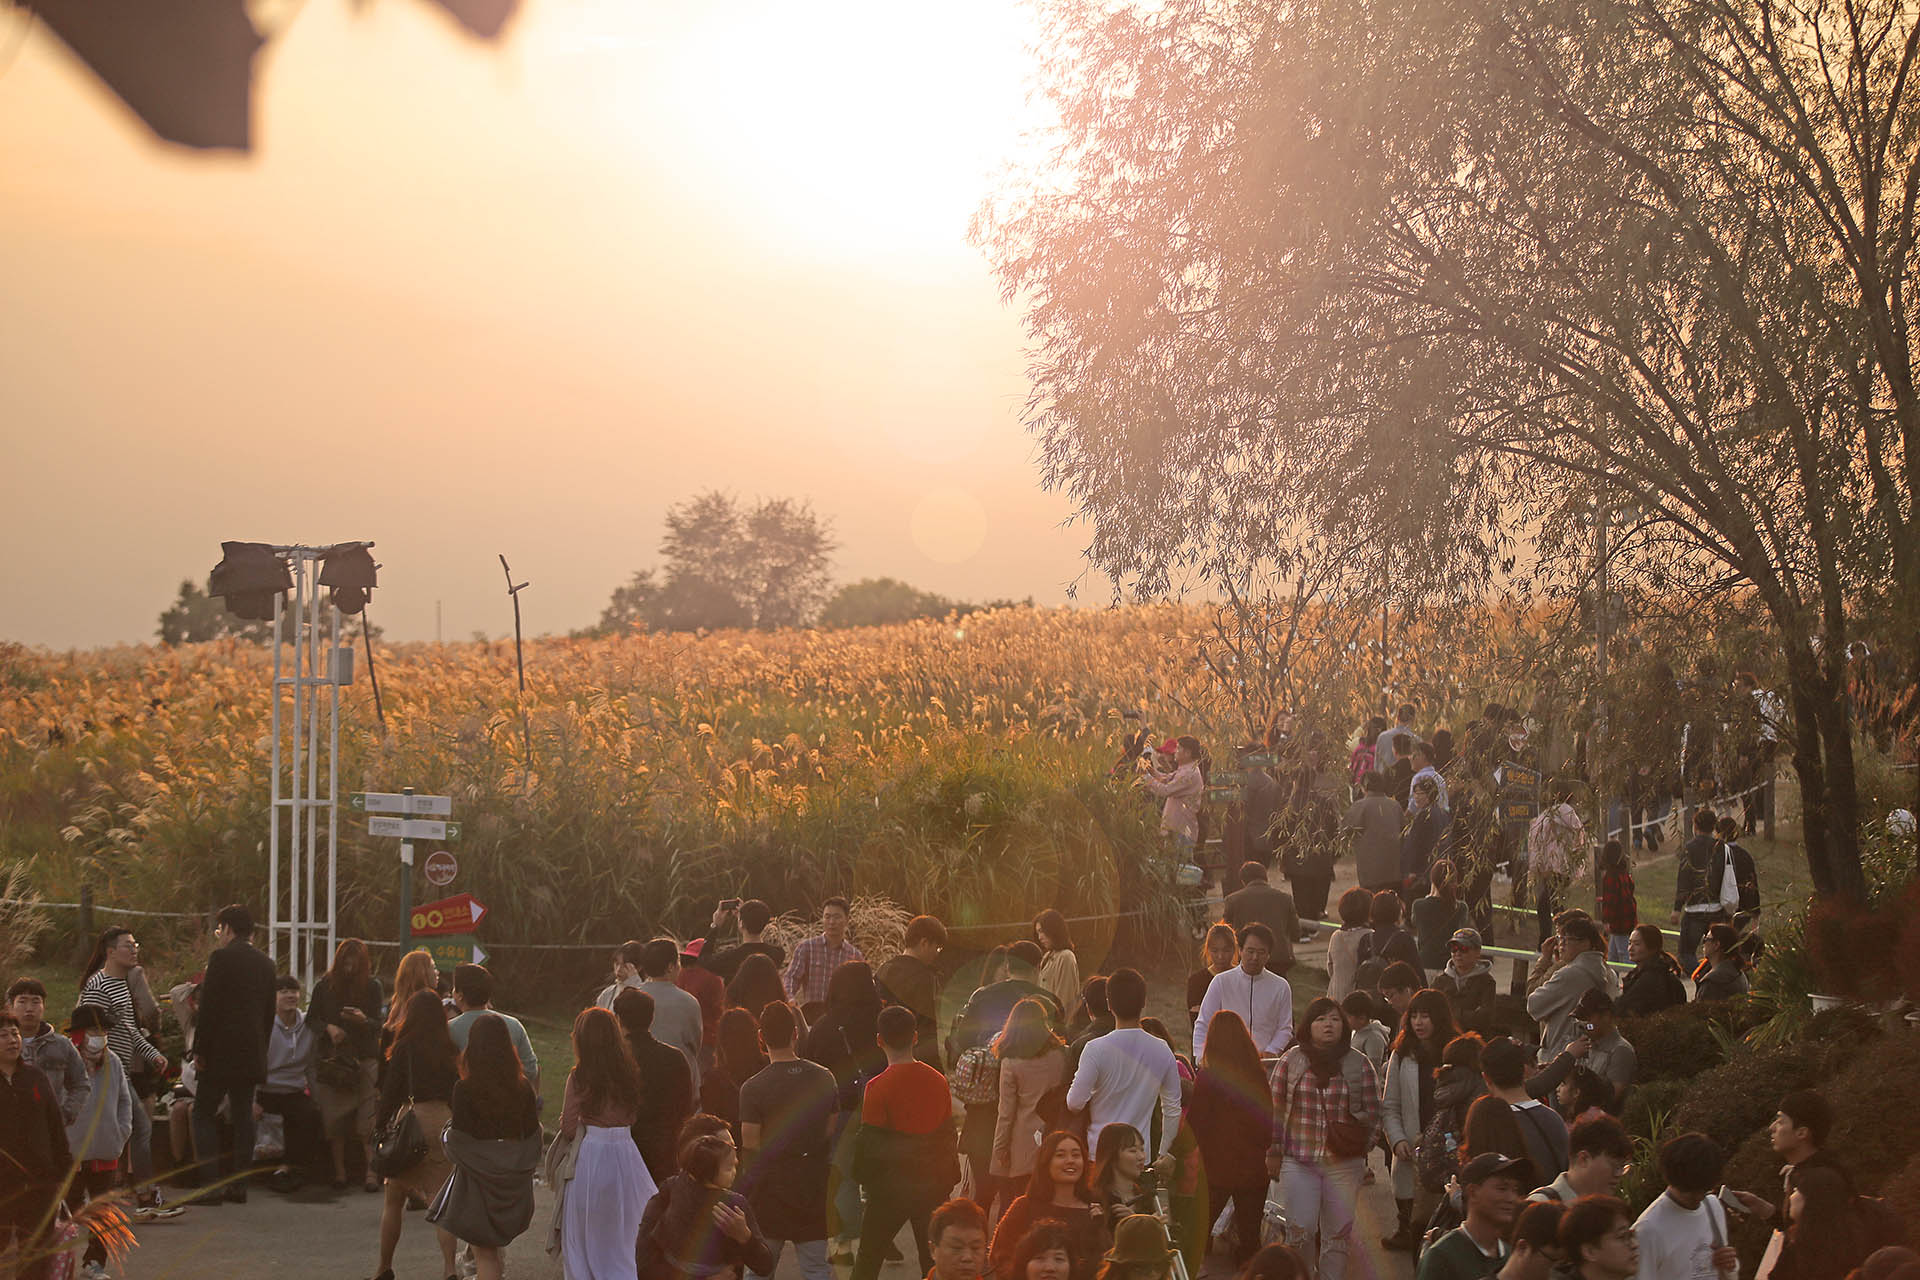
left=269, top=585, right=283, bottom=972
left=304, top=555, right=322, bottom=985
left=289, top=554, right=306, bottom=983
left=1595, top=503, right=1610, bottom=852
left=327, top=600, right=341, bottom=971
left=499, top=555, right=531, bottom=767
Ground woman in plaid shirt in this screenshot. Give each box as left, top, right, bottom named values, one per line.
left=1596, top=840, right=1638, bottom=963
left=1267, top=998, right=1380, bottom=1280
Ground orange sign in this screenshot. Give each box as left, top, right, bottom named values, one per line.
left=410, top=892, right=487, bottom=937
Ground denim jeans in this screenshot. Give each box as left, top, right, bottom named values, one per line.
left=1280, top=1156, right=1364, bottom=1280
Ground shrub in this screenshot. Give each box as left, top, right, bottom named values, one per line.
left=1620, top=1000, right=1773, bottom=1082
left=1621, top=1077, right=1687, bottom=1141
left=1665, top=1044, right=1823, bottom=1153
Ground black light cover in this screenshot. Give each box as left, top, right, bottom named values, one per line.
left=320, top=545, right=378, bottom=615
left=208, top=541, right=290, bottom=620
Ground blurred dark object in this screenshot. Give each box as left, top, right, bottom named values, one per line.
left=22, top=0, right=262, bottom=150
left=319, top=545, right=379, bottom=616
left=209, top=542, right=290, bottom=621
left=422, top=0, right=517, bottom=39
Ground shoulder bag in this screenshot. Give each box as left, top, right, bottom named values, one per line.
left=371, top=1054, right=428, bottom=1176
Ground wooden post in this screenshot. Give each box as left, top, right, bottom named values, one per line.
left=75, top=885, right=94, bottom=964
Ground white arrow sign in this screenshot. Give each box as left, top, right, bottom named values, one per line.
left=368, top=817, right=461, bottom=841
left=352, top=792, right=453, bottom=816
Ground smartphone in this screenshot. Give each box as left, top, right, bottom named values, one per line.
left=1718, top=1186, right=1741, bottom=1215
left=720, top=898, right=741, bottom=912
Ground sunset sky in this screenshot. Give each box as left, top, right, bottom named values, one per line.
left=0, top=0, right=1094, bottom=649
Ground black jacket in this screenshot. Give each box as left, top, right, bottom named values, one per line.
left=1222, top=882, right=1300, bottom=971
left=0, top=1062, right=71, bottom=1224
left=1675, top=836, right=1760, bottom=914
left=1616, top=956, right=1689, bottom=1018
left=637, top=1173, right=775, bottom=1280
left=192, top=938, right=279, bottom=1086
left=947, top=979, right=1062, bottom=1065
left=630, top=1030, right=696, bottom=1183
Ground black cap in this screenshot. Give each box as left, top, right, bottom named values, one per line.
left=1460, top=1152, right=1535, bottom=1186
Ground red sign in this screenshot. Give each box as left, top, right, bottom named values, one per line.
left=423, top=849, right=458, bottom=888
left=410, top=892, right=487, bottom=937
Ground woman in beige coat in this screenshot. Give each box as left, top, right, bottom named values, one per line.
left=990, top=997, right=1068, bottom=1209
left=1034, top=910, right=1083, bottom=1015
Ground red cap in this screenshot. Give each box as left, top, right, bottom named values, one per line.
left=679, top=938, right=705, bottom=960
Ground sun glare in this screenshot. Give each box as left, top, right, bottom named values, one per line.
left=660, top=0, right=1044, bottom=261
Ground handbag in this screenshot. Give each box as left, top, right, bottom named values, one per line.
left=315, top=1045, right=361, bottom=1091
left=950, top=1047, right=1001, bottom=1107
left=1326, top=1116, right=1371, bottom=1160
left=371, top=1056, right=427, bottom=1177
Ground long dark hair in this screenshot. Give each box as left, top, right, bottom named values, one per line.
left=717, top=1007, right=767, bottom=1084
left=1025, top=1129, right=1093, bottom=1204
left=81, top=927, right=132, bottom=982
left=459, top=1011, right=531, bottom=1123
left=1090, top=1123, right=1145, bottom=1199
left=1199, top=1009, right=1265, bottom=1097
left=1035, top=909, right=1074, bottom=954
left=1390, top=989, right=1457, bottom=1064
left=994, top=997, right=1065, bottom=1061
left=726, top=953, right=788, bottom=1019
left=389, top=989, right=457, bottom=1078
left=1296, top=996, right=1352, bottom=1082
left=825, top=961, right=880, bottom=1013
left=324, top=937, right=377, bottom=1006
left=569, top=1005, right=640, bottom=1118
left=1428, top=859, right=1458, bottom=906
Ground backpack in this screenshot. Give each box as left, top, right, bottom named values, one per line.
left=950, top=1046, right=1001, bottom=1107
left=1415, top=1107, right=1464, bottom=1193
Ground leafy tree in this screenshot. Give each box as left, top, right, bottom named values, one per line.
left=598, top=492, right=837, bottom=633
left=819, top=578, right=958, bottom=628
left=156, top=580, right=272, bottom=645
left=980, top=0, right=1920, bottom=897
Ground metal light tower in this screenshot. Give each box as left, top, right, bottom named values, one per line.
left=211, top=540, right=375, bottom=985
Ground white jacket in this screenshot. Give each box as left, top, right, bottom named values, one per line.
left=1380, top=1051, right=1426, bottom=1149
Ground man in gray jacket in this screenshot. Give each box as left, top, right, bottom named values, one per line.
left=7, top=979, right=88, bottom=1125
left=1525, top=918, right=1618, bottom=1063
left=638, top=937, right=705, bottom=1090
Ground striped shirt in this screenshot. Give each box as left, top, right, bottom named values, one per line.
left=80, top=970, right=167, bottom=1076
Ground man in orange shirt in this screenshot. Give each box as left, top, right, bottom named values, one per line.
left=851, top=1006, right=958, bottom=1280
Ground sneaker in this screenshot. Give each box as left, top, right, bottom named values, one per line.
left=80, top=1263, right=110, bottom=1280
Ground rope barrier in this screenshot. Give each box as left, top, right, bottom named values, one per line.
left=0, top=899, right=207, bottom=920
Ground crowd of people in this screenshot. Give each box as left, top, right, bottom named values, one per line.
left=1, top=823, right=1895, bottom=1280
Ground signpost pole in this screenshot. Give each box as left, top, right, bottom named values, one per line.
left=399, top=786, right=415, bottom=955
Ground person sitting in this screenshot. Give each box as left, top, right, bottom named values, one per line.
left=1615, top=925, right=1688, bottom=1018
left=257, top=974, right=322, bottom=1193
left=1692, top=924, right=1752, bottom=1002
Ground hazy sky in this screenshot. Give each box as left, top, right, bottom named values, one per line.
left=0, top=0, right=1094, bottom=649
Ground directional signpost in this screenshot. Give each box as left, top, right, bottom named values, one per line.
left=356, top=788, right=461, bottom=958
left=410, top=892, right=487, bottom=936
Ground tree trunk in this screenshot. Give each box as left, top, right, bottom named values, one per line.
left=1784, top=648, right=1840, bottom=897
left=1813, top=686, right=1868, bottom=901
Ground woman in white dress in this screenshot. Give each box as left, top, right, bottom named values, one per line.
left=559, top=1006, right=656, bottom=1280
